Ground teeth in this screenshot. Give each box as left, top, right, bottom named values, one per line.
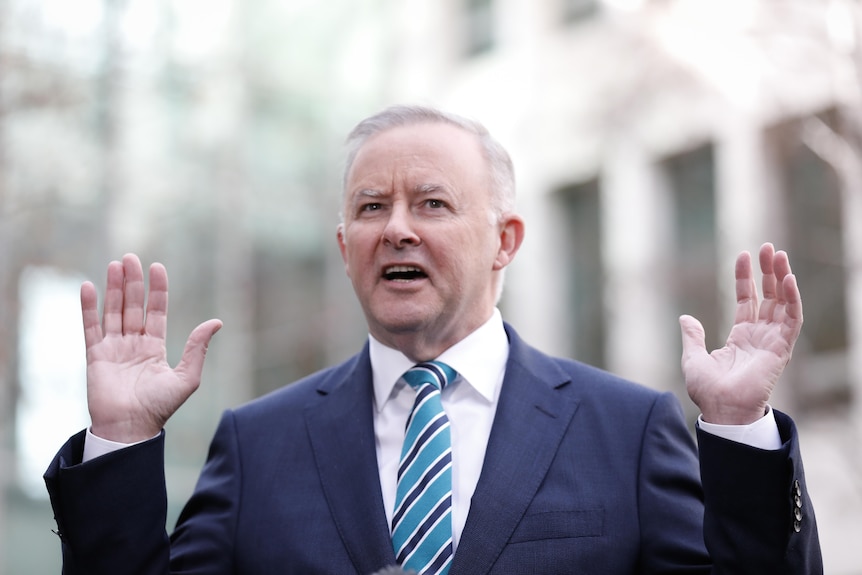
left=385, top=265, right=422, bottom=274
left=383, top=265, right=426, bottom=282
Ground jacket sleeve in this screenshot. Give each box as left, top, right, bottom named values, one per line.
left=697, top=409, right=823, bottom=575
left=635, top=392, right=712, bottom=574
left=44, top=411, right=244, bottom=575
left=636, top=395, right=823, bottom=575
left=43, top=429, right=171, bottom=575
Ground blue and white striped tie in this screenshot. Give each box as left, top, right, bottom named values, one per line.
left=391, top=361, right=456, bottom=575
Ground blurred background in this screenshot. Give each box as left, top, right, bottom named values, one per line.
left=0, top=0, right=860, bottom=572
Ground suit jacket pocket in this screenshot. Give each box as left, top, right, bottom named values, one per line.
left=510, top=508, right=604, bottom=543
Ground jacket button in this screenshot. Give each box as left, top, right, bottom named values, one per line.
left=792, top=479, right=804, bottom=532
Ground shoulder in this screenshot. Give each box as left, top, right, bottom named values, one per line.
left=505, top=322, right=676, bottom=415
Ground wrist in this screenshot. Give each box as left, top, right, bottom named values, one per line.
left=700, top=404, right=768, bottom=426
left=90, top=420, right=161, bottom=444
left=697, top=407, right=782, bottom=450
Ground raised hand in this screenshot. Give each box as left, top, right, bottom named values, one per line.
left=679, top=243, right=803, bottom=425
left=82, top=254, right=222, bottom=443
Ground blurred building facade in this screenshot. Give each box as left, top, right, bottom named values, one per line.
left=0, top=0, right=860, bottom=573
left=0, top=1, right=380, bottom=572
left=373, top=0, right=862, bottom=572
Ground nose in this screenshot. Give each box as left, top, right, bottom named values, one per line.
left=381, top=204, right=420, bottom=248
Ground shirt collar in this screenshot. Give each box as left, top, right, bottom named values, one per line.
left=369, top=308, right=509, bottom=412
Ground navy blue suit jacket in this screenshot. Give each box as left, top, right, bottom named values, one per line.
left=45, top=325, right=822, bottom=574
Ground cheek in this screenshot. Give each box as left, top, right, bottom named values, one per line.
left=341, top=227, right=371, bottom=257
left=345, top=237, right=382, bottom=283
left=464, top=228, right=501, bottom=264
left=435, top=245, right=482, bottom=286
left=439, top=228, right=494, bottom=263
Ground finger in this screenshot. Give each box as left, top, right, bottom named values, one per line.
left=759, top=242, right=777, bottom=297
left=122, top=254, right=146, bottom=335
left=144, top=263, right=169, bottom=340
left=772, top=249, right=792, bottom=304
left=80, top=281, right=103, bottom=350
left=778, top=273, right=804, bottom=358
left=733, top=250, right=759, bottom=325
left=679, top=314, right=707, bottom=364
left=173, top=319, right=223, bottom=388
left=758, top=243, right=779, bottom=321
left=102, top=260, right=125, bottom=335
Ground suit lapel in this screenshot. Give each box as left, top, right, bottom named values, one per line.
left=450, top=327, right=580, bottom=575
left=305, top=347, right=397, bottom=574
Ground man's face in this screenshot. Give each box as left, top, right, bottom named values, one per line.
left=338, top=122, right=522, bottom=360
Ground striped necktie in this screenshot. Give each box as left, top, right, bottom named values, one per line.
left=391, top=361, right=457, bottom=575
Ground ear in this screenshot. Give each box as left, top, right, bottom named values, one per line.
left=336, top=223, right=351, bottom=276
left=492, top=213, right=525, bottom=271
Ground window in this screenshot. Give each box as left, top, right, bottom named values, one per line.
left=557, top=179, right=606, bottom=368
left=563, top=0, right=599, bottom=23
left=663, top=145, right=721, bottom=353
left=770, top=112, right=850, bottom=409
left=464, top=0, right=494, bottom=56
left=16, top=267, right=88, bottom=498
left=784, top=134, right=847, bottom=352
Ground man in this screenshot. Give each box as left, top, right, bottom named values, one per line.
left=45, top=106, right=822, bottom=574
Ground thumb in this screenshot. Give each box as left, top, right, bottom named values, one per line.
left=174, top=318, right=223, bottom=386
left=679, top=314, right=706, bottom=364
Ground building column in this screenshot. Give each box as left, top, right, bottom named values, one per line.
left=601, top=135, right=678, bottom=392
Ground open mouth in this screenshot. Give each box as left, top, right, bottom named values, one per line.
left=383, top=265, right=427, bottom=282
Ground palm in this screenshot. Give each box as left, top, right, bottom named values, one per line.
left=87, top=335, right=183, bottom=436
left=680, top=244, right=803, bottom=425
left=82, top=254, right=222, bottom=442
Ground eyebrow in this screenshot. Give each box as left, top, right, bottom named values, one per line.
left=351, top=188, right=386, bottom=202
left=351, top=184, right=449, bottom=200
left=414, top=183, right=449, bottom=195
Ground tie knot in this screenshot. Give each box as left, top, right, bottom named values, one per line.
left=403, top=361, right=456, bottom=392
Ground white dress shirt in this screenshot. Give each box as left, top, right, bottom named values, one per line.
left=370, top=308, right=509, bottom=553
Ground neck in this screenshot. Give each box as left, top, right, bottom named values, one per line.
left=379, top=332, right=462, bottom=363
left=370, top=310, right=496, bottom=363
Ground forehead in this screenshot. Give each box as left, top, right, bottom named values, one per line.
left=346, top=122, right=487, bottom=191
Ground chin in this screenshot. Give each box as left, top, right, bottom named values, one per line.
left=374, top=316, right=428, bottom=336
left=368, top=305, right=436, bottom=336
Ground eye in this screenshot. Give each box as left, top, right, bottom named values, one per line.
left=426, top=199, right=446, bottom=209
left=361, top=202, right=382, bottom=212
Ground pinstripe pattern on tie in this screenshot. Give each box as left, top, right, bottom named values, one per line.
left=391, top=361, right=456, bottom=575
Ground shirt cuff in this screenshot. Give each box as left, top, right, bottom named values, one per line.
left=82, top=428, right=156, bottom=463
left=697, top=406, right=782, bottom=451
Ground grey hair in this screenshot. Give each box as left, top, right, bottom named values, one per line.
left=342, top=105, right=516, bottom=221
